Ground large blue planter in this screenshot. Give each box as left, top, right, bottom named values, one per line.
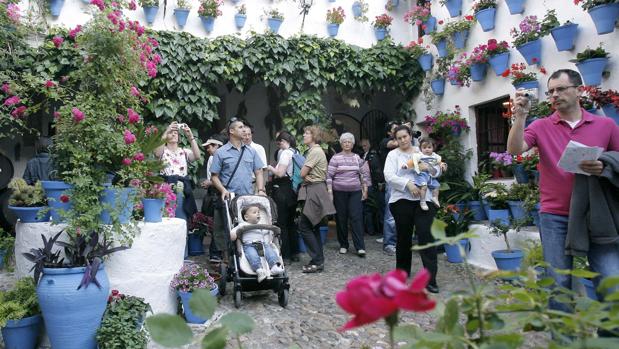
left=602, top=104, right=619, bottom=125
left=234, top=14, right=247, bottom=29
left=268, top=17, right=283, bottom=33
left=488, top=208, right=510, bottom=226
left=529, top=203, right=540, bottom=227
left=174, top=8, right=190, bottom=29
left=201, top=16, right=215, bottom=33
left=475, top=7, right=497, bottom=32
left=374, top=28, right=387, bottom=41
left=507, top=201, right=527, bottom=221
left=327, top=23, right=339, bottom=37
left=49, top=0, right=64, bottom=17
left=505, top=0, right=525, bottom=14
left=142, top=6, right=159, bottom=25
left=37, top=266, right=109, bottom=349
left=470, top=63, right=487, bottom=81
left=444, top=0, right=462, bottom=17
left=352, top=2, right=362, bottom=18
left=178, top=287, right=219, bottom=324
left=588, top=4, right=619, bottom=35
left=578, top=278, right=599, bottom=300
left=142, top=198, right=165, bottom=223
left=8, top=206, right=49, bottom=223
left=492, top=249, right=524, bottom=272
left=423, top=16, right=437, bottom=34
left=436, top=39, right=448, bottom=58
left=516, top=39, right=542, bottom=65
left=489, top=52, right=510, bottom=76
left=513, top=80, right=539, bottom=91
left=550, top=23, right=578, bottom=51
left=445, top=238, right=469, bottom=263
left=576, top=58, right=608, bottom=86
left=100, top=186, right=135, bottom=225
left=430, top=79, right=445, bottom=96
left=452, top=29, right=468, bottom=49
left=187, top=232, right=205, bottom=256
left=418, top=53, right=433, bottom=72
left=513, top=164, right=529, bottom=183
left=468, top=200, right=486, bottom=221
left=41, top=180, right=72, bottom=222
left=1, top=314, right=42, bottom=349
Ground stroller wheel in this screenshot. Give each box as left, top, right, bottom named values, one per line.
left=218, top=263, right=227, bottom=296
left=278, top=289, right=289, bottom=308
left=234, top=289, right=242, bottom=309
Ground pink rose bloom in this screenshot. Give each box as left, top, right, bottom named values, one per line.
left=1, top=83, right=10, bottom=94
left=152, top=54, right=161, bottom=64
left=118, top=21, right=125, bottom=32
left=90, top=0, right=105, bottom=11
left=52, top=36, right=64, bottom=48
left=133, top=152, right=145, bottom=161
left=122, top=158, right=132, bottom=166
left=3, top=95, right=20, bottom=106
left=69, top=25, right=82, bottom=39
left=11, top=106, right=27, bottom=118
left=45, top=80, right=56, bottom=88
left=72, top=107, right=85, bottom=123
left=7, top=4, right=20, bottom=23
left=130, top=86, right=140, bottom=97
left=127, top=108, right=140, bottom=124
left=129, top=0, right=137, bottom=10
left=123, top=130, right=136, bottom=144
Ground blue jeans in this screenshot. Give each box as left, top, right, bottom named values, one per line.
left=540, top=213, right=619, bottom=312
left=243, top=243, right=279, bottom=272
left=383, top=184, right=396, bottom=248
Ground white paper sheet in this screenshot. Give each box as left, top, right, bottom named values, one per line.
left=557, top=140, right=603, bottom=176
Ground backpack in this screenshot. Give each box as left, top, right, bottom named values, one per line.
left=290, top=150, right=306, bottom=194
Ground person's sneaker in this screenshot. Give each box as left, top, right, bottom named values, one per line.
left=339, top=248, right=348, bottom=254
left=426, top=284, right=439, bottom=294
left=270, top=264, right=285, bottom=275
left=256, top=268, right=268, bottom=283
left=376, top=237, right=384, bottom=243
left=357, top=249, right=366, bottom=257
left=420, top=201, right=429, bottom=211
left=383, top=245, right=396, bottom=256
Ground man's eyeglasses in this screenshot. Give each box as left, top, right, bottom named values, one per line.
left=544, top=85, right=579, bottom=96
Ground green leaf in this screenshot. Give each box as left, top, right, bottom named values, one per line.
left=145, top=314, right=193, bottom=347
left=189, top=289, right=217, bottom=319
left=219, top=312, right=255, bottom=335
left=443, top=299, right=459, bottom=332
left=431, top=219, right=447, bottom=240
left=201, top=327, right=229, bottom=349
left=598, top=276, right=619, bottom=292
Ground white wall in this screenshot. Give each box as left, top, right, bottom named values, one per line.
left=412, top=0, right=619, bottom=175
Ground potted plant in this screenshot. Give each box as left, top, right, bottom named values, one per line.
left=581, top=86, right=619, bottom=124
left=443, top=16, right=475, bottom=50
left=423, top=106, right=470, bottom=139
left=522, top=239, right=544, bottom=274
left=441, top=0, right=463, bottom=17
left=49, top=0, right=65, bottom=17
left=198, top=0, right=223, bottom=33
left=170, top=263, right=218, bottom=324
left=187, top=212, right=209, bottom=256
left=326, top=6, right=345, bottom=37
left=572, top=45, right=609, bottom=86
left=372, top=13, right=393, bottom=41
left=511, top=152, right=538, bottom=184
left=542, top=10, right=579, bottom=52
left=574, top=0, right=619, bottom=34
left=447, top=173, right=492, bottom=221
left=447, top=53, right=471, bottom=87
left=429, top=56, right=451, bottom=96
left=502, top=62, right=547, bottom=91
left=139, top=0, right=159, bottom=25
left=488, top=152, right=513, bottom=179
left=486, top=38, right=510, bottom=76
left=510, top=15, right=546, bottom=65
left=174, top=0, right=191, bottom=29
left=506, top=183, right=531, bottom=221
left=234, top=4, right=247, bottom=29
left=522, top=184, right=540, bottom=226
left=439, top=205, right=473, bottom=263
left=404, top=2, right=436, bottom=34
left=505, top=0, right=526, bottom=14
left=96, top=290, right=152, bottom=349
left=351, top=0, right=368, bottom=22
left=0, top=228, right=14, bottom=270
left=265, top=8, right=284, bottom=33
left=0, top=277, right=41, bottom=349
left=407, top=40, right=432, bottom=71
left=384, top=0, right=400, bottom=11
left=483, top=183, right=511, bottom=225
left=7, top=178, right=49, bottom=223
left=430, top=30, right=450, bottom=57
left=580, top=94, right=598, bottom=114
left=467, top=43, right=490, bottom=82
left=472, top=0, right=497, bottom=32
left=488, top=219, right=525, bottom=273
left=141, top=181, right=175, bottom=223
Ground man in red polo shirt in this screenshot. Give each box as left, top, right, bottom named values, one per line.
left=507, top=69, right=619, bottom=312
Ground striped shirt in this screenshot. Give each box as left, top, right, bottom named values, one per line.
left=327, top=152, right=371, bottom=192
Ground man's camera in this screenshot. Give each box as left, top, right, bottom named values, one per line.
left=520, top=88, right=538, bottom=105
left=412, top=130, right=422, bottom=138
left=176, top=123, right=187, bottom=130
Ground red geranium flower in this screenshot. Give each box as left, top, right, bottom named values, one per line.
left=59, top=194, right=70, bottom=203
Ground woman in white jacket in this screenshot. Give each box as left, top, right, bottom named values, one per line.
left=383, top=125, right=442, bottom=294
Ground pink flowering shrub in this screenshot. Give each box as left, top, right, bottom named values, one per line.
left=404, top=3, right=432, bottom=26
left=170, top=263, right=217, bottom=293
left=467, top=43, right=489, bottom=64
left=140, top=181, right=176, bottom=217
left=447, top=53, right=471, bottom=87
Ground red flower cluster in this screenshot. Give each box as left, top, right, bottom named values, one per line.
left=502, top=62, right=546, bottom=85
left=581, top=86, right=619, bottom=110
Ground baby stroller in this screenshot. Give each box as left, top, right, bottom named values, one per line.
left=217, top=194, right=290, bottom=308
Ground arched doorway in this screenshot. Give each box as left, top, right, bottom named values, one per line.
left=361, top=109, right=389, bottom=147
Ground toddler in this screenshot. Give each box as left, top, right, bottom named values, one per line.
left=230, top=204, right=284, bottom=282
left=404, top=138, right=441, bottom=211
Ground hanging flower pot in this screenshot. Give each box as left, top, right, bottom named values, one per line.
left=200, top=16, right=215, bottom=33
left=491, top=249, right=524, bottom=272
left=327, top=23, right=340, bottom=37
left=575, top=58, right=608, bottom=86
left=489, top=51, right=510, bottom=76
left=513, top=79, right=538, bottom=90
left=41, top=180, right=73, bottom=222
left=444, top=0, right=462, bottom=18
left=418, top=53, right=433, bottom=72
left=352, top=1, right=363, bottom=18
left=475, top=7, right=497, bottom=32
left=430, top=79, right=445, bottom=96
left=0, top=314, right=42, bottom=349
left=100, top=186, right=135, bottom=225
left=142, top=6, right=159, bottom=25
left=142, top=198, right=165, bottom=223
left=602, top=105, right=619, bottom=125
left=49, top=0, right=65, bottom=18
left=505, top=0, right=525, bottom=14
left=178, top=287, right=219, bottom=324
left=550, top=23, right=578, bottom=51
left=436, top=39, right=448, bottom=58
left=423, top=16, right=437, bottom=34
left=516, top=39, right=542, bottom=65
left=374, top=28, right=387, bottom=41
left=234, top=13, right=247, bottom=29
left=268, top=17, right=283, bottom=33
left=588, top=3, right=619, bottom=35
left=452, top=29, right=469, bottom=49
left=8, top=206, right=49, bottom=223
left=470, top=63, right=487, bottom=81
left=174, top=8, right=190, bottom=29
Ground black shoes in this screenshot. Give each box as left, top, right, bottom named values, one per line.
left=426, top=284, right=439, bottom=294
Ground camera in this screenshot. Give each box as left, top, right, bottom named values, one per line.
left=519, top=88, right=538, bottom=105
left=176, top=123, right=187, bottom=130
left=412, top=130, right=422, bottom=138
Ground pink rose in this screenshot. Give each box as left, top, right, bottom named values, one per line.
left=130, top=86, right=140, bottom=97
left=3, top=95, right=20, bottom=106
left=133, top=152, right=145, bottom=161
left=11, top=106, right=27, bottom=118
left=129, top=0, right=136, bottom=10
left=123, top=130, right=136, bottom=144
left=127, top=108, right=140, bottom=124
left=69, top=25, right=82, bottom=39
left=52, top=36, right=64, bottom=48
left=45, top=80, right=56, bottom=88
left=72, top=107, right=84, bottom=123
left=90, top=0, right=105, bottom=11
left=122, top=158, right=132, bottom=166
left=1, top=83, right=10, bottom=94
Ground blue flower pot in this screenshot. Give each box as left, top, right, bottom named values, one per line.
left=430, top=79, right=445, bottom=96
left=507, top=200, right=527, bottom=221
left=436, top=39, right=448, bottom=58
left=374, top=28, right=387, bottom=41
left=529, top=203, right=540, bottom=227
left=492, top=249, right=524, bottom=272
left=100, top=186, right=135, bottom=225
left=423, top=16, right=437, bottom=34
left=49, top=0, right=64, bottom=17
left=38, top=266, right=109, bottom=349
left=513, top=164, right=529, bottom=183
left=234, top=14, right=247, bottom=29
left=449, top=78, right=459, bottom=86
left=9, top=206, right=49, bottom=223
left=178, top=287, right=219, bottom=324
left=391, top=0, right=400, bottom=7
left=268, top=17, right=283, bottom=33
left=550, top=23, right=578, bottom=51
left=418, top=53, right=433, bottom=72
left=505, top=0, right=525, bottom=14
left=174, top=8, right=190, bottom=29
left=475, top=7, right=496, bottom=32
left=516, top=39, right=542, bottom=65
left=578, top=277, right=599, bottom=300
left=327, top=23, right=339, bottom=37
left=352, top=2, right=362, bottom=18
left=530, top=170, right=539, bottom=184
left=201, top=16, right=215, bottom=33
left=187, top=232, right=205, bottom=256
left=470, top=62, right=487, bottom=81
left=143, top=6, right=159, bottom=25
left=445, top=238, right=469, bottom=263
left=452, top=29, right=468, bottom=49
left=444, top=0, right=462, bottom=18
left=1, top=314, right=42, bottom=349
left=489, top=52, right=510, bottom=76
left=468, top=200, right=487, bottom=221
left=576, top=58, right=608, bottom=86
left=482, top=199, right=491, bottom=218
left=588, top=3, right=619, bottom=35
left=513, top=80, right=539, bottom=90
left=142, top=198, right=164, bottom=223
left=602, top=105, right=619, bottom=126
left=488, top=208, right=510, bottom=226
left=41, top=180, right=72, bottom=222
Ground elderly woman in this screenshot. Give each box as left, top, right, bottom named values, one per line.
left=327, top=132, right=371, bottom=257
left=154, top=121, right=201, bottom=219
left=298, top=125, right=336, bottom=273
left=384, top=125, right=441, bottom=293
